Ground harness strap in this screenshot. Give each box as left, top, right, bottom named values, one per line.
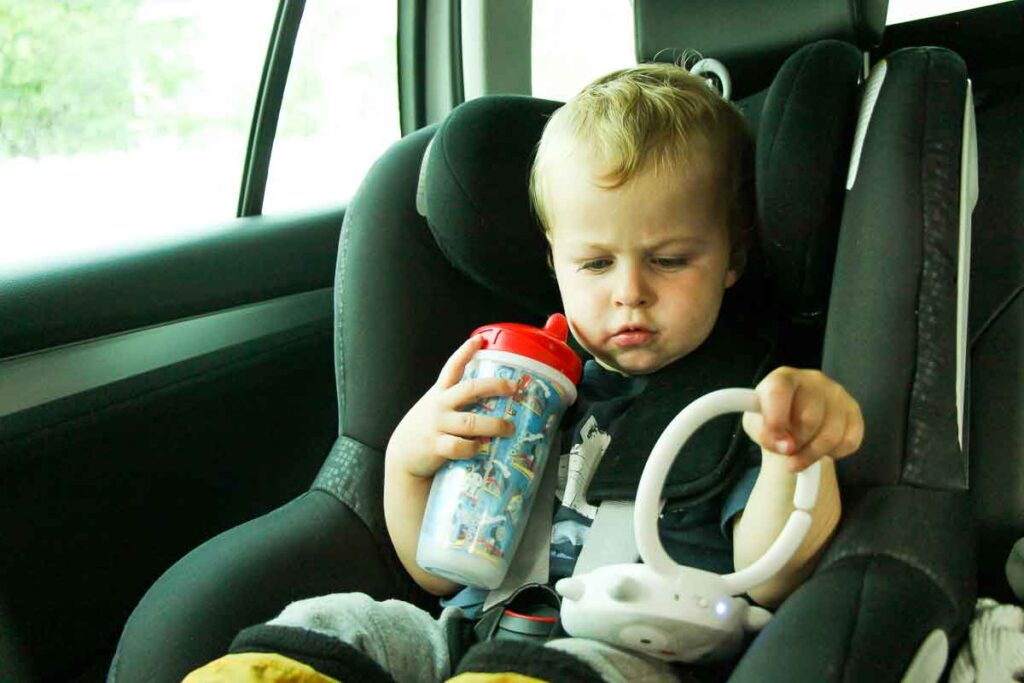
left=483, top=443, right=560, bottom=612
left=571, top=500, right=639, bottom=577
left=483, top=463, right=644, bottom=615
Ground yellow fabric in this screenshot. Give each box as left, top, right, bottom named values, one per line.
left=182, top=652, right=342, bottom=683
left=445, top=673, right=548, bottom=683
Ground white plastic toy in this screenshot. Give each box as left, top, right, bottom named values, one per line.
left=556, top=388, right=821, bottom=662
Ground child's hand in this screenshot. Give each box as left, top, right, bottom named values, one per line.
left=742, top=367, right=864, bottom=473
left=386, top=335, right=517, bottom=479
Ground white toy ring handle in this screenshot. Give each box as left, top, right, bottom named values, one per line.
left=633, top=388, right=821, bottom=595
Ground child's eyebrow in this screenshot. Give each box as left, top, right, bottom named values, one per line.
left=645, top=236, right=709, bottom=249
left=575, top=237, right=708, bottom=251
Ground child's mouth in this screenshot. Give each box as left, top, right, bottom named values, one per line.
left=610, top=329, right=655, bottom=347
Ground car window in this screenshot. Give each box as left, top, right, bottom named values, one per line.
left=262, top=0, right=398, bottom=215
left=0, top=0, right=398, bottom=272
left=886, top=0, right=1010, bottom=24
left=531, top=0, right=634, bottom=102
left=0, top=0, right=278, bottom=270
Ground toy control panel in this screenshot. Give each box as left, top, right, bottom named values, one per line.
left=556, top=389, right=820, bottom=663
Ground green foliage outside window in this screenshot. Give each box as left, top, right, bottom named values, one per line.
left=0, top=0, right=196, bottom=158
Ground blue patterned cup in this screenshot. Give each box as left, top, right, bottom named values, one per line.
left=417, top=315, right=580, bottom=589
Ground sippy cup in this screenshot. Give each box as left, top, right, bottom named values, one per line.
left=417, top=313, right=582, bottom=589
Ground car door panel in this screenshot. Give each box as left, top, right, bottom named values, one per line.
left=0, top=212, right=343, bottom=681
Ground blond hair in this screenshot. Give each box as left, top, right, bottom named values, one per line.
left=529, top=62, right=754, bottom=272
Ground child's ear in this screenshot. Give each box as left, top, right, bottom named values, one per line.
left=544, top=237, right=556, bottom=273
left=726, top=268, right=739, bottom=289
left=726, top=248, right=746, bottom=288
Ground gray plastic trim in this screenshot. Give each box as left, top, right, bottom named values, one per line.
left=846, top=59, right=887, bottom=190
left=957, top=81, right=978, bottom=447
left=461, top=0, right=533, bottom=99
left=900, top=629, right=949, bottom=683
left=424, top=0, right=461, bottom=124
left=0, top=288, right=332, bottom=418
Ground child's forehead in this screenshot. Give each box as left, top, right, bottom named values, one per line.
left=552, top=142, right=717, bottom=196
left=545, top=166, right=729, bottom=249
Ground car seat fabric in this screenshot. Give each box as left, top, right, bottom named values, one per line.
left=729, top=47, right=979, bottom=682
left=966, top=66, right=1024, bottom=603
left=753, top=39, right=866, bottom=364
left=417, top=95, right=563, bottom=317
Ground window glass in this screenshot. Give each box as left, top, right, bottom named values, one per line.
left=886, top=0, right=1010, bottom=24
left=0, top=0, right=278, bottom=271
left=531, top=0, right=634, bottom=102
left=262, top=0, right=399, bottom=215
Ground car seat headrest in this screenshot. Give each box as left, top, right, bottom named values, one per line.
left=635, top=0, right=886, bottom=98
left=417, top=40, right=863, bottom=326
left=755, top=39, right=864, bottom=324
left=417, top=95, right=563, bottom=317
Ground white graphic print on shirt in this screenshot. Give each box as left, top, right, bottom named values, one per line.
left=555, top=415, right=610, bottom=520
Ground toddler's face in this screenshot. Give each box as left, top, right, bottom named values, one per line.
left=546, top=151, right=737, bottom=375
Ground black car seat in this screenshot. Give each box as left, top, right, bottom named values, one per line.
left=109, top=1, right=979, bottom=681
left=957, top=5, right=1024, bottom=608
left=730, top=44, right=980, bottom=681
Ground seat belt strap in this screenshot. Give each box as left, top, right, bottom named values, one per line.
left=482, top=460, right=651, bottom=611
left=483, top=443, right=560, bottom=611
left=571, top=500, right=639, bottom=576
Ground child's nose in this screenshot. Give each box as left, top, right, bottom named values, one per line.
left=613, top=266, right=651, bottom=308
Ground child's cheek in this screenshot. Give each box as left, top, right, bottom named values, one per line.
left=566, top=316, right=600, bottom=358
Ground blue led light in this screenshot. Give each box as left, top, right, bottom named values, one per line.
left=714, top=601, right=728, bottom=616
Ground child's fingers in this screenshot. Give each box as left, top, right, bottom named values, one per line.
left=436, top=336, right=485, bottom=388
left=434, top=433, right=486, bottom=460
left=832, top=406, right=865, bottom=459
left=756, top=369, right=798, bottom=453
left=787, top=408, right=847, bottom=470
left=782, top=451, right=822, bottom=473
left=441, top=377, right=517, bottom=409
left=787, top=382, right=826, bottom=453
left=438, top=410, right=516, bottom=439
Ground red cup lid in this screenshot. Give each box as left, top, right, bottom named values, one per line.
left=471, top=313, right=582, bottom=385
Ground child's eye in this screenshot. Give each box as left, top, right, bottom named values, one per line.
left=651, top=256, right=689, bottom=269
left=578, top=258, right=613, bottom=272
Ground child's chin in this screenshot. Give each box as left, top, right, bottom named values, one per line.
left=609, top=352, right=671, bottom=376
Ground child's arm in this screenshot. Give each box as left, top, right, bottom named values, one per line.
left=383, top=335, right=517, bottom=596
left=732, top=367, right=864, bottom=608
left=732, top=451, right=841, bottom=607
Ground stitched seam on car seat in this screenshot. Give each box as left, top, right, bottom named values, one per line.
left=312, top=435, right=385, bottom=536
left=335, top=214, right=351, bottom=432
left=839, top=556, right=868, bottom=683
left=309, top=437, right=411, bottom=593
left=969, top=284, right=1022, bottom=348
left=308, top=480, right=407, bottom=597
left=825, top=545, right=956, bottom=612
left=900, top=51, right=932, bottom=487
left=906, top=53, right=929, bottom=485
left=905, top=49, right=965, bottom=488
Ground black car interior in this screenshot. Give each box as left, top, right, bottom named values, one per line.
left=0, top=0, right=1021, bottom=681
